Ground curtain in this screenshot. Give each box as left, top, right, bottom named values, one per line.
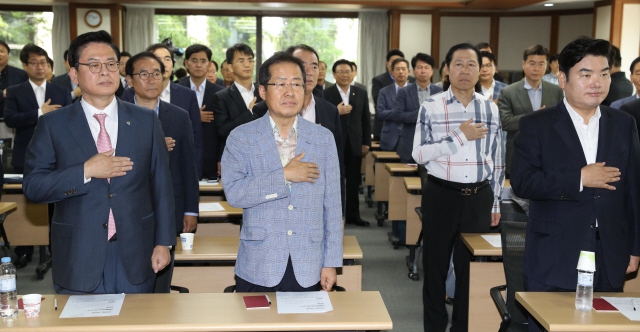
left=358, top=11, right=388, bottom=98
left=124, top=8, right=154, bottom=55
left=52, top=5, right=70, bottom=76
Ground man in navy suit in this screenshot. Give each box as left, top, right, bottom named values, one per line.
left=610, top=56, right=640, bottom=109
left=212, top=43, right=262, bottom=174
left=23, top=30, right=175, bottom=294
left=511, top=37, right=640, bottom=332
left=0, top=40, right=28, bottom=139
left=179, top=44, right=224, bottom=179
left=51, top=50, right=83, bottom=101
left=122, top=44, right=203, bottom=178
left=389, top=53, right=442, bottom=163
left=125, top=51, right=199, bottom=293
left=254, top=44, right=344, bottom=176
left=4, top=44, right=72, bottom=268
left=376, top=57, right=410, bottom=152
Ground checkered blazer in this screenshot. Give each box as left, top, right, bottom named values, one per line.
left=221, top=113, right=343, bottom=288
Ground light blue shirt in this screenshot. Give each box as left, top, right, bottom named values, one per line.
left=190, top=78, right=206, bottom=108
left=524, top=79, right=543, bottom=110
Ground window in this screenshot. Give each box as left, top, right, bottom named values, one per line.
left=0, top=10, right=53, bottom=67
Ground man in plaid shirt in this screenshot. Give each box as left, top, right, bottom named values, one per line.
left=413, top=43, right=505, bottom=332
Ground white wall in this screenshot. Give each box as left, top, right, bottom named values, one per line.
left=620, top=3, right=640, bottom=75
left=399, top=14, right=432, bottom=60
left=76, top=8, right=111, bottom=37
left=498, top=16, right=551, bottom=70
left=594, top=5, right=611, bottom=40
left=557, top=14, right=593, bottom=52
left=439, top=16, right=490, bottom=66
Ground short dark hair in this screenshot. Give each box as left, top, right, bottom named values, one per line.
left=350, top=61, right=358, bottom=71
left=211, top=60, right=218, bottom=71
left=47, top=56, right=54, bottom=68
left=523, top=45, right=550, bottom=61
left=120, top=51, right=131, bottom=59
left=226, top=43, right=254, bottom=65
left=558, top=36, right=611, bottom=80
left=391, top=58, right=409, bottom=71
left=630, top=56, right=640, bottom=73
left=386, top=49, right=405, bottom=62
left=174, top=68, right=187, bottom=80
left=68, top=30, right=120, bottom=69
left=185, top=44, right=212, bottom=61
left=332, top=59, right=352, bottom=73
left=146, top=43, right=175, bottom=66
left=480, top=51, right=497, bottom=65
left=63, top=50, right=69, bottom=62
left=125, top=51, right=165, bottom=77
left=549, top=54, right=559, bottom=63
left=19, top=43, right=48, bottom=64
left=258, top=51, right=306, bottom=89
left=610, top=45, right=622, bottom=68
left=475, top=42, right=492, bottom=51
left=411, top=53, right=435, bottom=69
left=444, top=43, right=481, bottom=69
left=0, top=40, right=9, bottom=53
left=285, top=44, right=320, bottom=63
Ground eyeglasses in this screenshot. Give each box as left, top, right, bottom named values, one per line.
left=78, top=61, right=119, bottom=73
left=28, top=61, right=48, bottom=68
left=526, top=61, right=547, bottom=68
left=336, top=70, right=352, bottom=75
left=132, top=71, right=163, bottom=81
left=266, top=82, right=304, bottom=91
left=188, top=58, right=208, bottom=65
left=481, top=63, right=494, bottom=69
left=236, top=58, right=255, bottom=64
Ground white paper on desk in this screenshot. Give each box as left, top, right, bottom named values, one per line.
left=3, top=174, right=23, bottom=179
left=481, top=234, right=502, bottom=247
left=198, top=180, right=219, bottom=186
left=199, top=202, right=224, bottom=212
left=601, top=297, right=640, bottom=321
left=276, top=291, right=333, bottom=314
left=59, top=294, right=125, bottom=318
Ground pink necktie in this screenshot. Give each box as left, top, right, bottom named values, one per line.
left=93, top=113, right=116, bottom=240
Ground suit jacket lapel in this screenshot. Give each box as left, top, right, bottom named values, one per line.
left=257, top=114, right=282, bottom=169
left=229, top=84, right=248, bottom=114
left=66, top=101, right=99, bottom=160
left=516, top=80, right=534, bottom=111
left=114, top=100, right=136, bottom=159
left=296, top=117, right=312, bottom=157
left=541, top=82, right=557, bottom=108
left=21, top=82, right=39, bottom=110
left=552, top=102, right=587, bottom=165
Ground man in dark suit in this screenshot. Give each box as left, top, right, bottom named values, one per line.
left=511, top=37, right=640, bottom=332
left=620, top=98, right=640, bottom=136
left=0, top=40, right=28, bottom=140
left=206, top=60, right=225, bottom=87
left=4, top=44, right=72, bottom=269
left=371, top=49, right=415, bottom=140
left=254, top=45, right=344, bottom=175
left=349, top=62, right=367, bottom=92
left=179, top=44, right=224, bottom=180
left=122, top=44, right=203, bottom=178
left=212, top=43, right=262, bottom=173
left=125, top=51, right=199, bottom=293
left=603, top=45, right=634, bottom=106
left=23, top=30, right=175, bottom=294
left=376, top=58, right=410, bottom=152
left=220, top=60, right=234, bottom=88
left=324, top=59, right=371, bottom=227
left=51, top=50, right=83, bottom=101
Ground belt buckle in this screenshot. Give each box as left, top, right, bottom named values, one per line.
left=461, top=188, right=471, bottom=196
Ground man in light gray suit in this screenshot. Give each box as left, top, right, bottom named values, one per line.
left=222, top=52, right=343, bottom=292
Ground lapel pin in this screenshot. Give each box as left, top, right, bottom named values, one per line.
left=352, top=92, right=355, bottom=96
left=126, top=121, right=131, bottom=125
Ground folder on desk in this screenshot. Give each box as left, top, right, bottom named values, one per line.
left=243, top=295, right=271, bottom=309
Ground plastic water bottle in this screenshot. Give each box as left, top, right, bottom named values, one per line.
left=0, top=257, right=17, bottom=319
left=575, top=269, right=594, bottom=311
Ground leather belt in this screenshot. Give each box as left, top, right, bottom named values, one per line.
left=428, top=175, right=489, bottom=196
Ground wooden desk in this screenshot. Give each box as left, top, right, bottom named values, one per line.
left=173, top=236, right=363, bottom=292
left=198, top=201, right=242, bottom=219
left=199, top=181, right=224, bottom=193
left=4, top=292, right=392, bottom=331
left=517, top=292, right=640, bottom=331
left=3, top=183, right=22, bottom=190
left=460, top=233, right=505, bottom=332
left=385, top=163, right=418, bottom=221
left=1, top=194, right=48, bottom=246
left=371, top=151, right=400, bottom=202
left=404, top=177, right=422, bottom=245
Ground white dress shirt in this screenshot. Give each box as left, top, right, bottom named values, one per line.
left=82, top=97, right=119, bottom=183
left=190, top=78, right=206, bottom=107
left=300, top=94, right=316, bottom=123
left=481, top=80, right=496, bottom=101
left=338, top=85, right=350, bottom=106
left=160, top=82, right=171, bottom=103
left=29, top=79, right=46, bottom=117
left=234, top=81, right=256, bottom=109
left=564, top=98, right=600, bottom=192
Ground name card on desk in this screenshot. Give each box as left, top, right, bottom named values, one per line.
left=199, top=202, right=225, bottom=212
left=59, top=294, right=125, bottom=318
left=276, top=291, right=333, bottom=314
left=481, top=234, right=502, bottom=247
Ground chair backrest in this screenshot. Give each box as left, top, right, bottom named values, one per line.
left=500, top=221, right=529, bottom=325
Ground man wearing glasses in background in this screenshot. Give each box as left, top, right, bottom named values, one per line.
left=5, top=44, right=71, bottom=269
left=23, top=31, right=175, bottom=294
left=222, top=52, right=342, bottom=292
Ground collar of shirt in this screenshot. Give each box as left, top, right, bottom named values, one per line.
left=190, top=78, right=206, bottom=92
left=564, top=97, right=601, bottom=127
left=446, top=86, right=480, bottom=104
left=133, top=96, right=160, bottom=115
left=388, top=72, right=395, bottom=82
left=160, top=82, right=171, bottom=103
left=301, top=93, right=316, bottom=123
left=395, top=82, right=407, bottom=92
left=417, top=83, right=430, bottom=92
left=28, top=78, right=46, bottom=91
left=81, top=96, right=119, bottom=150
left=234, top=81, right=256, bottom=108
left=523, top=78, right=542, bottom=92
left=269, top=114, right=299, bottom=140
left=338, top=85, right=351, bottom=104
left=481, top=80, right=496, bottom=99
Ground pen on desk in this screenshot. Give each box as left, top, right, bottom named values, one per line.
left=54, top=298, right=58, bottom=311
left=265, top=294, right=271, bottom=305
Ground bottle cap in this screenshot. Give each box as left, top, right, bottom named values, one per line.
left=576, top=250, right=596, bottom=272
left=1, top=257, right=10, bottom=263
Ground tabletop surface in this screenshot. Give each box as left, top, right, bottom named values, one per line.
left=404, top=177, right=422, bottom=191
left=460, top=233, right=502, bottom=256
left=199, top=201, right=242, bottom=218
left=0, top=201, right=17, bottom=214
left=517, top=292, right=640, bottom=331
left=385, top=163, right=419, bottom=173
left=371, top=151, right=400, bottom=159
left=176, top=235, right=363, bottom=261
left=4, top=292, right=392, bottom=331
left=199, top=181, right=224, bottom=192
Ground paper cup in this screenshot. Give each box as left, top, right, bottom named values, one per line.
left=22, top=294, right=42, bottom=318
left=576, top=250, right=596, bottom=272
left=180, top=233, right=195, bottom=250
